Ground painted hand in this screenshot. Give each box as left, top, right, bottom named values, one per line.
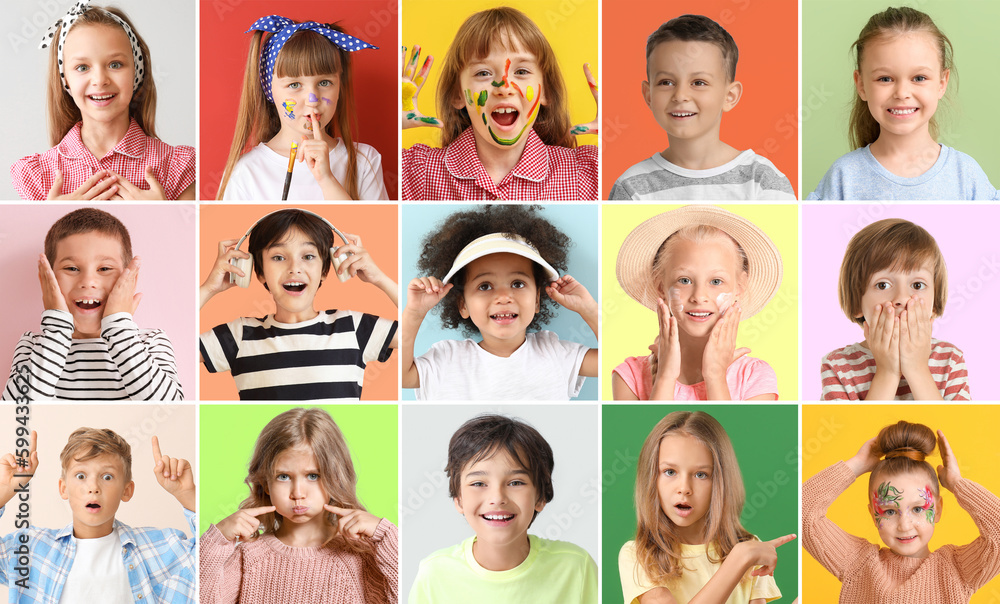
left=863, top=302, right=901, bottom=379
left=152, top=436, right=196, bottom=511
left=104, top=256, right=142, bottom=317
left=570, top=63, right=599, bottom=136
left=936, top=430, right=962, bottom=491
left=406, top=277, right=453, bottom=317
left=898, top=296, right=933, bottom=380
left=46, top=169, right=119, bottom=200
left=702, top=301, right=749, bottom=383
left=325, top=505, right=382, bottom=540
left=109, top=167, right=166, bottom=200
left=38, top=253, right=70, bottom=313
left=0, top=430, right=38, bottom=508
left=402, top=45, right=441, bottom=129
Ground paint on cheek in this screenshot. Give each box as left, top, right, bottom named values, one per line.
left=872, top=481, right=902, bottom=529
left=308, top=93, right=318, bottom=103
left=282, top=99, right=296, bottom=119
left=918, top=485, right=935, bottom=524
left=465, top=89, right=474, bottom=106
left=322, top=97, right=332, bottom=105
left=526, top=86, right=534, bottom=102
left=402, top=81, right=417, bottom=111
left=486, top=85, right=542, bottom=146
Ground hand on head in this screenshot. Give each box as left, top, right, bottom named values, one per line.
left=936, top=430, right=961, bottom=491
left=406, top=277, right=453, bottom=316
left=200, top=239, right=251, bottom=304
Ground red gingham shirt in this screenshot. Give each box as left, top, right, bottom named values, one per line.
left=10, top=119, right=196, bottom=200
left=402, top=128, right=598, bottom=200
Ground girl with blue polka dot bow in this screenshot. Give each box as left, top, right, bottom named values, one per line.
left=217, top=16, right=388, bottom=201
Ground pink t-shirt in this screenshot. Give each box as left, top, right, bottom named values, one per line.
left=613, top=354, right=778, bottom=400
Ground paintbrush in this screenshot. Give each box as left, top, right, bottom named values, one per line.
left=282, top=140, right=298, bottom=200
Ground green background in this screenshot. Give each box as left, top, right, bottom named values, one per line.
left=199, top=404, right=398, bottom=536
left=803, top=0, right=1000, bottom=195
left=602, top=404, right=798, bottom=603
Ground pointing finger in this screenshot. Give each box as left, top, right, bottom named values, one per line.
left=151, top=435, right=162, bottom=463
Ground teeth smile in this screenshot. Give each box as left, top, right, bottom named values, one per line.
left=672, top=112, right=695, bottom=117
left=688, top=312, right=710, bottom=317
left=89, top=94, right=115, bottom=100
left=491, top=312, right=517, bottom=318
left=493, top=107, right=517, bottom=114
left=483, top=513, right=514, bottom=520
left=889, top=108, right=917, bottom=115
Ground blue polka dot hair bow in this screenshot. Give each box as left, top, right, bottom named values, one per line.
left=39, top=0, right=145, bottom=94
left=247, top=15, right=378, bottom=103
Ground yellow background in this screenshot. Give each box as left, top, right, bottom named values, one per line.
left=402, top=0, right=598, bottom=149
left=803, top=405, right=1000, bottom=601
left=601, top=205, right=799, bottom=400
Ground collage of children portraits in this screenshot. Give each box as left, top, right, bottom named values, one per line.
left=1, top=0, right=998, bottom=602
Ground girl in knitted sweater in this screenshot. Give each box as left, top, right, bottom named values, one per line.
left=200, top=408, right=398, bottom=603
left=802, top=420, right=1000, bottom=602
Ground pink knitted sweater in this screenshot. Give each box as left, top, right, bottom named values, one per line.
left=199, top=518, right=398, bottom=603
left=803, top=461, right=1000, bottom=603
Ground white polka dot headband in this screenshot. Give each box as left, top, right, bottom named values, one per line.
left=39, top=0, right=145, bottom=94
left=247, top=15, right=377, bottom=104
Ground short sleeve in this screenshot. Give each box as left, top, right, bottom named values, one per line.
left=618, top=541, right=651, bottom=604
left=573, top=144, right=599, bottom=200
left=10, top=153, right=48, bottom=200
left=401, top=144, right=431, bottom=200
left=199, top=321, right=242, bottom=374
left=612, top=356, right=647, bottom=399
left=163, top=144, right=196, bottom=199
left=356, top=144, right=389, bottom=200
left=413, top=340, right=453, bottom=401
left=222, top=155, right=254, bottom=201
left=353, top=312, right=397, bottom=364
left=735, top=357, right=778, bottom=400
left=533, top=331, right=588, bottom=398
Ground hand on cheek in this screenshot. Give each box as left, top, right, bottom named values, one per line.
left=898, top=296, right=933, bottom=379
left=104, top=256, right=143, bottom=317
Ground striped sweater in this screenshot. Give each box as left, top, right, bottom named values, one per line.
left=820, top=339, right=969, bottom=401
left=2, top=309, right=182, bottom=401
left=803, top=461, right=1000, bottom=603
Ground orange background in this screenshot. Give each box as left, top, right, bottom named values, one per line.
left=601, top=0, right=799, bottom=199
left=199, top=204, right=399, bottom=400
left=199, top=0, right=399, bottom=200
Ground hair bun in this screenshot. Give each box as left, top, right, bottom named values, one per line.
left=874, top=420, right=935, bottom=462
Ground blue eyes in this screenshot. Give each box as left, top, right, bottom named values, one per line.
left=276, top=473, right=320, bottom=482
left=675, top=278, right=724, bottom=286
left=74, top=472, right=113, bottom=481
left=288, top=80, right=333, bottom=89
left=662, top=469, right=709, bottom=479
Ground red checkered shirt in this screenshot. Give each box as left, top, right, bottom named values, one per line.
left=402, top=128, right=598, bottom=200
left=10, top=119, right=196, bottom=200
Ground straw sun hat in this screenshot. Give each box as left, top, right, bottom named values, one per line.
left=615, top=206, right=782, bottom=318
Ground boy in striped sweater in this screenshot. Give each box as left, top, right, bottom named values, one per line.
left=820, top=218, right=969, bottom=400
left=3, top=208, right=182, bottom=401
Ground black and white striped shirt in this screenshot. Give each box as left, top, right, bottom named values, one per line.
left=199, top=310, right=397, bottom=401
left=3, top=310, right=183, bottom=401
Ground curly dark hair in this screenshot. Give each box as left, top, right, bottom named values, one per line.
left=417, top=205, right=571, bottom=337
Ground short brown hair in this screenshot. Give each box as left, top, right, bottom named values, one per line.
left=446, top=414, right=554, bottom=524
left=44, top=208, right=133, bottom=267
left=60, top=428, right=132, bottom=483
left=838, top=219, right=947, bottom=326
left=869, top=420, right=940, bottom=499
left=248, top=209, right=333, bottom=287
left=646, top=15, right=739, bottom=82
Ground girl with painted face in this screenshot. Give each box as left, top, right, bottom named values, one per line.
left=613, top=206, right=782, bottom=401
left=401, top=7, right=599, bottom=200
left=217, top=16, right=388, bottom=200
left=200, top=407, right=398, bottom=603
left=620, top=411, right=794, bottom=603
left=11, top=1, right=195, bottom=200
left=803, top=421, right=1000, bottom=602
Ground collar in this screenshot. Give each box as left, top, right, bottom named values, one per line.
left=58, top=118, right=147, bottom=161
left=56, top=519, right=133, bottom=547
left=444, top=128, right=550, bottom=189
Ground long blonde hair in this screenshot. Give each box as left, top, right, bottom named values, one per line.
left=633, top=411, right=752, bottom=583
left=239, top=408, right=368, bottom=550
left=217, top=24, right=362, bottom=199
left=848, top=7, right=954, bottom=150
left=436, top=7, right=575, bottom=149
left=47, top=6, right=157, bottom=146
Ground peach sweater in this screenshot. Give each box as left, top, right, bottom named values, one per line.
left=803, top=461, right=1000, bottom=603
left=199, top=519, right=398, bottom=604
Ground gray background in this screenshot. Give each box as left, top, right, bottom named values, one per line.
left=1, top=0, right=196, bottom=200
left=401, top=404, right=600, bottom=599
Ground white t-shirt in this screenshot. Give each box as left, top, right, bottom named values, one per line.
left=414, top=331, right=589, bottom=401
left=59, top=530, right=132, bottom=603
left=223, top=140, right=389, bottom=200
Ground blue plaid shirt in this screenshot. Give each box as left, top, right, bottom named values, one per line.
left=0, top=506, right=196, bottom=603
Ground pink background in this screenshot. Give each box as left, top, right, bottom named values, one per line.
left=802, top=205, right=1000, bottom=400
left=0, top=205, right=197, bottom=398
